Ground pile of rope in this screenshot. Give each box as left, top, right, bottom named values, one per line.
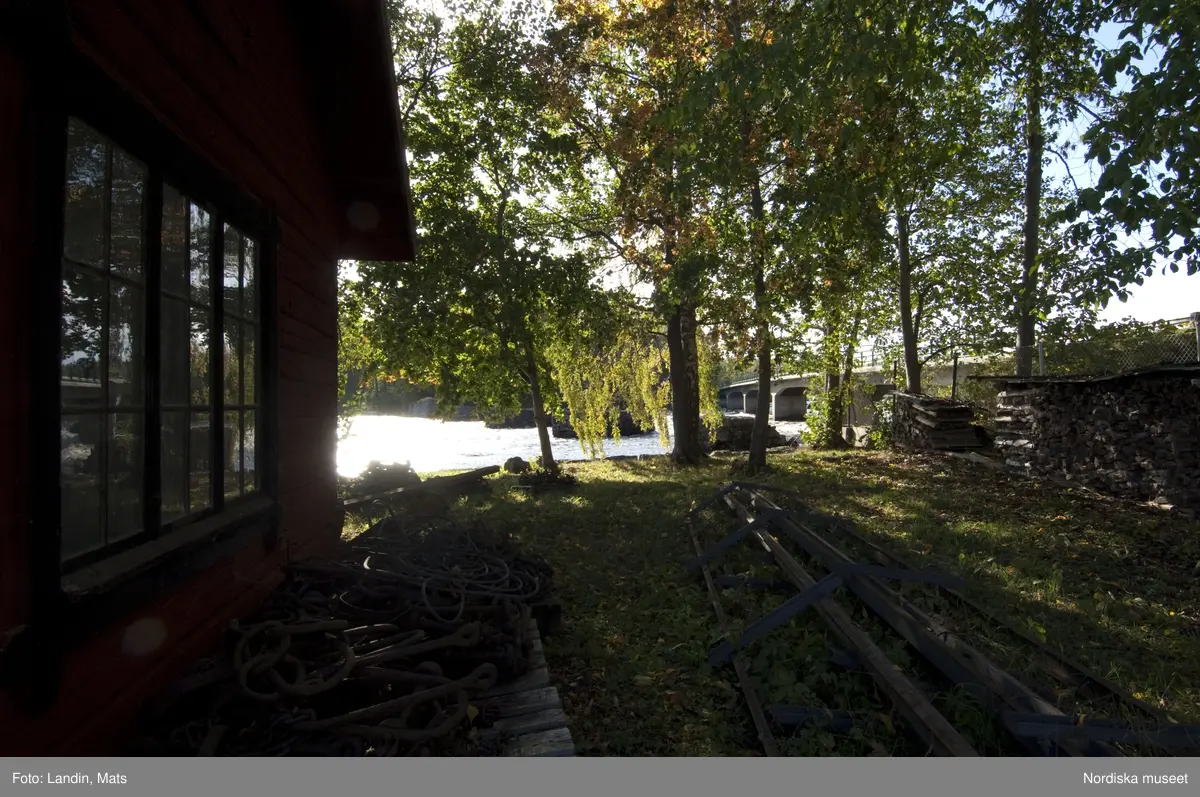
left=141, top=519, right=554, bottom=757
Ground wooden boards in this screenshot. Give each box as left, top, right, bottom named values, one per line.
left=893, top=392, right=985, bottom=450
left=476, top=617, right=575, bottom=757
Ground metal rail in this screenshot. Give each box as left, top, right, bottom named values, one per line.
left=686, top=483, right=1200, bottom=758
left=711, top=491, right=978, bottom=757
left=780, top=497, right=1181, bottom=728
left=686, top=520, right=781, bottom=757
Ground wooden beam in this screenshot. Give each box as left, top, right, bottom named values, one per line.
left=723, top=493, right=978, bottom=758
left=747, top=492, right=1115, bottom=758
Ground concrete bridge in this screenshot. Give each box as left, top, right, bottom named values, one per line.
left=718, top=361, right=974, bottom=432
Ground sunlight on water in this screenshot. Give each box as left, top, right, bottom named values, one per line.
left=336, top=415, right=673, bottom=477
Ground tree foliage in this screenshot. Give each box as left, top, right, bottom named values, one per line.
left=341, top=0, right=1198, bottom=464
left=354, top=0, right=596, bottom=467
left=1067, top=0, right=1200, bottom=278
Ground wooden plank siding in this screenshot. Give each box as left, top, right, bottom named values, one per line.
left=0, top=25, right=37, bottom=635
left=66, top=0, right=347, bottom=552
left=0, top=0, right=357, bottom=754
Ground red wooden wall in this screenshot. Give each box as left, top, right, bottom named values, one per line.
left=0, top=0, right=347, bottom=754
left=0, top=19, right=36, bottom=648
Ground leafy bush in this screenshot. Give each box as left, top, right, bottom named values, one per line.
left=800, top=382, right=837, bottom=449
left=862, top=394, right=894, bottom=450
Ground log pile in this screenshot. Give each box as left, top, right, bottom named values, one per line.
left=993, top=372, right=1200, bottom=511
left=892, top=392, right=985, bottom=450
left=993, top=388, right=1037, bottom=469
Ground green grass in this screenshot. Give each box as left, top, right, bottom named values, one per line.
left=340, top=467, right=482, bottom=540
left=345, top=450, right=1200, bottom=755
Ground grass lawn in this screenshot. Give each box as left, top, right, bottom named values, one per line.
left=348, top=449, right=1200, bottom=755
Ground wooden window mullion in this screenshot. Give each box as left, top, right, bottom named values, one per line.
left=210, top=216, right=224, bottom=513
left=182, top=204, right=192, bottom=518
left=99, top=145, right=113, bottom=549
left=142, top=173, right=163, bottom=540
left=238, top=235, right=246, bottom=495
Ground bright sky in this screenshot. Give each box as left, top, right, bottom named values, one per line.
left=1097, top=270, right=1197, bottom=323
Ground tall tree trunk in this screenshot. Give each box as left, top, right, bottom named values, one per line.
left=340, top=367, right=369, bottom=414
left=1016, top=16, right=1044, bottom=377
left=667, top=304, right=703, bottom=464
left=838, top=316, right=861, bottom=443
left=728, top=11, right=772, bottom=470
left=823, top=368, right=843, bottom=448
left=896, top=211, right=922, bottom=393
left=820, top=318, right=858, bottom=450
left=747, top=179, right=772, bottom=470
left=524, top=339, right=556, bottom=471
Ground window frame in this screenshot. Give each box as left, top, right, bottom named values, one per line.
left=32, top=48, right=281, bottom=611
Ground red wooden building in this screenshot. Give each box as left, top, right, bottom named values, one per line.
left=0, top=1, right=415, bottom=754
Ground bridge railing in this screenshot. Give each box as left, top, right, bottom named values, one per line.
left=719, top=369, right=760, bottom=387
left=718, top=343, right=939, bottom=388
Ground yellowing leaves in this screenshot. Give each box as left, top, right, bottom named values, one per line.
left=558, top=0, right=615, bottom=23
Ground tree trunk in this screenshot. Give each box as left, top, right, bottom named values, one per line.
left=896, top=211, right=922, bottom=393
left=823, top=368, right=843, bottom=448
left=838, top=321, right=859, bottom=441
left=819, top=321, right=858, bottom=450
left=727, top=11, right=772, bottom=471
left=667, top=304, right=704, bottom=464
left=340, top=367, right=369, bottom=414
left=524, top=339, right=556, bottom=471
left=747, top=179, right=772, bottom=470
left=1016, top=18, right=1044, bottom=378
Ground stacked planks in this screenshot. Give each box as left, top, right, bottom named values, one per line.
left=893, top=392, right=984, bottom=450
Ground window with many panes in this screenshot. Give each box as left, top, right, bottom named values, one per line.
left=60, top=118, right=264, bottom=570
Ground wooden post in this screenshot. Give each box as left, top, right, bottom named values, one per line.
left=1037, top=341, right=1046, bottom=376
left=951, top=352, right=959, bottom=400
left=1191, top=312, right=1200, bottom=361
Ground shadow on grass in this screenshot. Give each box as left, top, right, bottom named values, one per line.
left=447, top=459, right=764, bottom=755
left=725, top=452, right=1200, bottom=723
left=437, top=451, right=1200, bottom=755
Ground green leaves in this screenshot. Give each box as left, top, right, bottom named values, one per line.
left=355, top=0, right=1198, bottom=456
left=1066, top=0, right=1200, bottom=276
left=355, top=0, right=600, bottom=435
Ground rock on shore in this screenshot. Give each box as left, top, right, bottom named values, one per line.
left=710, top=415, right=793, bottom=451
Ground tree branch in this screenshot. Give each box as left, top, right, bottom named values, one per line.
left=1047, top=146, right=1082, bottom=194
left=918, top=342, right=957, bottom=367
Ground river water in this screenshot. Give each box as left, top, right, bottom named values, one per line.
left=335, top=413, right=809, bottom=477
left=336, top=414, right=673, bottom=476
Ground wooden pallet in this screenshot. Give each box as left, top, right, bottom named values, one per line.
left=476, top=618, right=576, bottom=757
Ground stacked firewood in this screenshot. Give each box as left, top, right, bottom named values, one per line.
left=1011, top=375, right=1200, bottom=510
left=892, top=392, right=985, bottom=450
left=993, top=387, right=1037, bottom=469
